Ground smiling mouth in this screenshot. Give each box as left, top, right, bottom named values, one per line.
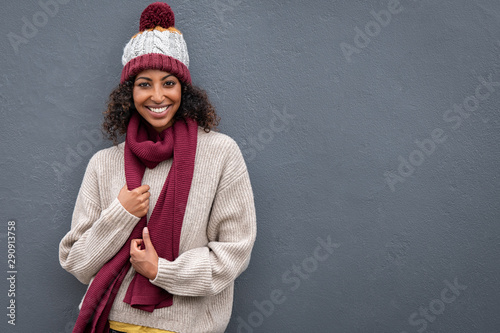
left=147, top=105, right=170, bottom=113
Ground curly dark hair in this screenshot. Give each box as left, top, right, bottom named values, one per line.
left=102, top=81, right=220, bottom=145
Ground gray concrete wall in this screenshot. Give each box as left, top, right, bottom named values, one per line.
left=1, top=0, right=499, bottom=332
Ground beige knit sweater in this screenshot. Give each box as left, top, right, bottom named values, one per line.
left=59, top=127, right=257, bottom=333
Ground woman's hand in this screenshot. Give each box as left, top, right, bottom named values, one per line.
left=118, top=184, right=151, bottom=218
left=130, top=227, right=159, bottom=280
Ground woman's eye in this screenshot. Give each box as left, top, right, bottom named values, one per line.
left=164, top=81, right=175, bottom=86
left=137, top=82, right=150, bottom=87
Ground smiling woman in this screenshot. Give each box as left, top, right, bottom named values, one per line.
left=58, top=2, right=257, bottom=333
left=133, top=70, right=182, bottom=133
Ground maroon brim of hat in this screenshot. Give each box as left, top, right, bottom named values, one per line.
left=121, top=53, right=191, bottom=85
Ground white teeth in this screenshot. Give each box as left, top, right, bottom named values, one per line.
left=149, top=106, right=168, bottom=113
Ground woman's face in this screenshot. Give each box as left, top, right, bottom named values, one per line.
left=133, top=69, right=182, bottom=133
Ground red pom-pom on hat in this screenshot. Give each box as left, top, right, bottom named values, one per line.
left=139, top=2, right=175, bottom=31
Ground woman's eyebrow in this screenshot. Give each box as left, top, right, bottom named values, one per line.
left=135, top=74, right=173, bottom=82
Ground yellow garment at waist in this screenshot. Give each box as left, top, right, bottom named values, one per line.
left=109, top=320, right=176, bottom=333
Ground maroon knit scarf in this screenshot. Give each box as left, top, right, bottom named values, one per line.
left=73, top=112, right=198, bottom=333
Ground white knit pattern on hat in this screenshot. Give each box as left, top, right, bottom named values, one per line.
left=122, top=29, right=189, bottom=67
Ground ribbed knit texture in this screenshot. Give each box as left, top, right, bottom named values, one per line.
left=123, top=114, right=198, bottom=310
left=120, top=53, right=191, bottom=85
left=59, top=127, right=256, bottom=333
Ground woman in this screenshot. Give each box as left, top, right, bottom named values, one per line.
left=58, top=3, right=257, bottom=333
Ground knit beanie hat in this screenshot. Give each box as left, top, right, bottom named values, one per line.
left=120, top=2, right=191, bottom=85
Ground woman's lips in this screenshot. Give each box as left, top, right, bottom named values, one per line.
left=147, top=105, right=170, bottom=113
left=146, top=105, right=171, bottom=117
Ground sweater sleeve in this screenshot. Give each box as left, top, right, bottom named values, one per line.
left=58, top=153, right=141, bottom=285
left=149, top=148, right=257, bottom=297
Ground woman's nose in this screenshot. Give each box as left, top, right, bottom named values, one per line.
left=150, top=86, right=164, bottom=103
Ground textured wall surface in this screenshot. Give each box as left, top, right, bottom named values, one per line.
left=1, top=0, right=500, bottom=332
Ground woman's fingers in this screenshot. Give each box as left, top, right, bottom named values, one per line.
left=134, top=184, right=150, bottom=194
left=142, top=227, right=155, bottom=252
left=130, top=239, right=142, bottom=251
left=129, top=228, right=159, bottom=280
left=117, top=183, right=151, bottom=218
